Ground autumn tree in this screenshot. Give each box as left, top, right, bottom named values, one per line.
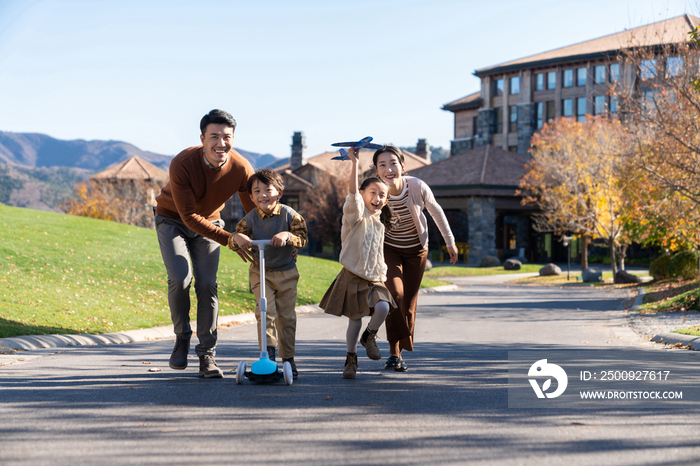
left=64, top=178, right=166, bottom=228
left=615, top=29, right=700, bottom=251
left=520, top=116, right=630, bottom=273
left=302, top=175, right=349, bottom=257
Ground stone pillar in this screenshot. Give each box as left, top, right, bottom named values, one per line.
left=475, top=108, right=496, bottom=148
left=467, top=197, right=496, bottom=266
left=290, top=131, right=306, bottom=171
left=517, top=103, right=536, bottom=155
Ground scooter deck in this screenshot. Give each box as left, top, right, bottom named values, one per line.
left=244, top=370, right=283, bottom=384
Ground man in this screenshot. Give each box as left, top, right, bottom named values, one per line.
left=155, top=109, right=256, bottom=378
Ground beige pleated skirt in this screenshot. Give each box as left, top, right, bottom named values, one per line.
left=320, top=268, right=397, bottom=319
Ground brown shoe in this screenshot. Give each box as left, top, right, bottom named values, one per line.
left=360, top=328, right=381, bottom=360
left=198, top=355, right=223, bottom=378
left=342, top=352, right=357, bottom=379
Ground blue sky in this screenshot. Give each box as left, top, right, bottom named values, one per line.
left=0, top=0, right=694, bottom=160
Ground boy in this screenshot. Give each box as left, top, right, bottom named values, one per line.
left=229, top=169, right=307, bottom=378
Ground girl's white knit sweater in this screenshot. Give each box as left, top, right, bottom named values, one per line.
left=338, top=192, right=387, bottom=283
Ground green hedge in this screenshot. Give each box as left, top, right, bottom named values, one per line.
left=649, top=254, right=672, bottom=280
left=669, top=251, right=699, bottom=280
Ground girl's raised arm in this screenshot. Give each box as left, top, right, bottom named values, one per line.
left=348, top=147, right=359, bottom=194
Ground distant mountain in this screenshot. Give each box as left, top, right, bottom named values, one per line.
left=0, top=131, right=279, bottom=171
left=234, top=148, right=279, bottom=170
left=0, top=130, right=280, bottom=213
left=0, top=131, right=173, bottom=171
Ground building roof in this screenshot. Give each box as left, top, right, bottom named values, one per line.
left=276, top=147, right=430, bottom=178
left=475, top=14, right=700, bottom=76
left=442, top=91, right=482, bottom=112
left=408, top=145, right=528, bottom=189
left=91, top=155, right=168, bottom=181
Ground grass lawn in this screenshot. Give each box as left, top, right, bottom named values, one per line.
left=0, top=204, right=344, bottom=338
left=425, top=263, right=543, bottom=277
left=632, top=279, right=700, bottom=336
left=0, top=205, right=456, bottom=339
left=513, top=270, right=648, bottom=286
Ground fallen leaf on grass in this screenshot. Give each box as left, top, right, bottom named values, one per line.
left=324, top=396, right=333, bottom=401
left=141, top=361, right=151, bottom=364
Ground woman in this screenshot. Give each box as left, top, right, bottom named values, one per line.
left=373, top=145, right=458, bottom=372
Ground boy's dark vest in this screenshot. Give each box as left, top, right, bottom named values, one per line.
left=244, top=205, right=297, bottom=272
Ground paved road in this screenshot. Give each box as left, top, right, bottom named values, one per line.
left=2, top=278, right=700, bottom=465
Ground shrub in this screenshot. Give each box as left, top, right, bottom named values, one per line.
left=669, top=251, right=700, bottom=280
left=649, top=254, right=672, bottom=280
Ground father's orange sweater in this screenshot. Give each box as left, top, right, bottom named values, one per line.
left=155, top=146, right=256, bottom=246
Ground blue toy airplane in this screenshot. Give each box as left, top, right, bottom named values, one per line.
left=331, top=136, right=383, bottom=160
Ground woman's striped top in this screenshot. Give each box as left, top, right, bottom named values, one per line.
left=385, top=182, right=421, bottom=248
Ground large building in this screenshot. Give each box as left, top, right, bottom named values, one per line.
left=433, top=15, right=700, bottom=265
left=443, top=14, right=700, bottom=156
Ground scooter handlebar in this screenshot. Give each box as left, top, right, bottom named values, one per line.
left=250, top=240, right=272, bottom=248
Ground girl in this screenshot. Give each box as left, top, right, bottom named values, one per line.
left=373, top=145, right=458, bottom=372
left=319, top=147, right=397, bottom=379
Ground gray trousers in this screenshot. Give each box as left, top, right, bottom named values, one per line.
left=155, top=215, right=224, bottom=356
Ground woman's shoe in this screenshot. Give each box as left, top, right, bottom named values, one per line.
left=384, top=355, right=399, bottom=369
left=394, top=358, right=408, bottom=372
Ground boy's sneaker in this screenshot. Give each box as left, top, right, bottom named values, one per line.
left=384, top=355, right=398, bottom=369
left=360, top=328, right=381, bottom=360
left=169, top=335, right=190, bottom=370
left=198, top=355, right=223, bottom=378
left=267, top=346, right=276, bottom=361
left=342, top=352, right=358, bottom=379
left=282, top=357, right=298, bottom=379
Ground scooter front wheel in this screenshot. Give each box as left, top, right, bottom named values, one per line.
left=236, top=360, right=246, bottom=385
left=282, top=361, right=293, bottom=386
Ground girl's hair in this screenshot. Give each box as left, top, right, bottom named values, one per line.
left=372, top=145, right=405, bottom=174
left=359, top=177, right=397, bottom=231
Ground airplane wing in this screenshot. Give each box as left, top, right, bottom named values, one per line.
left=331, top=141, right=360, bottom=147
left=331, top=148, right=350, bottom=160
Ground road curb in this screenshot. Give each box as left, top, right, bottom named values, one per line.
left=651, top=332, right=700, bottom=350
left=0, top=304, right=322, bottom=355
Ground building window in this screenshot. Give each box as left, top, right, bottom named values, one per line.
left=510, top=76, right=520, bottom=94
left=563, top=69, right=574, bottom=88
left=577, top=67, right=587, bottom=86
left=509, top=105, right=518, bottom=132
left=508, top=145, right=518, bottom=153
left=547, top=71, right=556, bottom=89
left=667, top=56, right=682, bottom=77
left=496, top=108, right=504, bottom=133
left=594, top=95, right=607, bottom=115
left=642, top=90, right=656, bottom=115
left=577, top=97, right=587, bottom=122
left=472, top=116, right=478, bottom=137
left=640, top=59, right=657, bottom=80
left=535, top=73, right=545, bottom=91
left=536, top=102, right=544, bottom=129
left=546, top=101, right=555, bottom=122
left=610, top=94, right=619, bottom=114
left=494, top=78, right=504, bottom=96
left=610, top=63, right=620, bottom=82
left=563, top=98, right=574, bottom=117
left=594, top=65, right=606, bottom=84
